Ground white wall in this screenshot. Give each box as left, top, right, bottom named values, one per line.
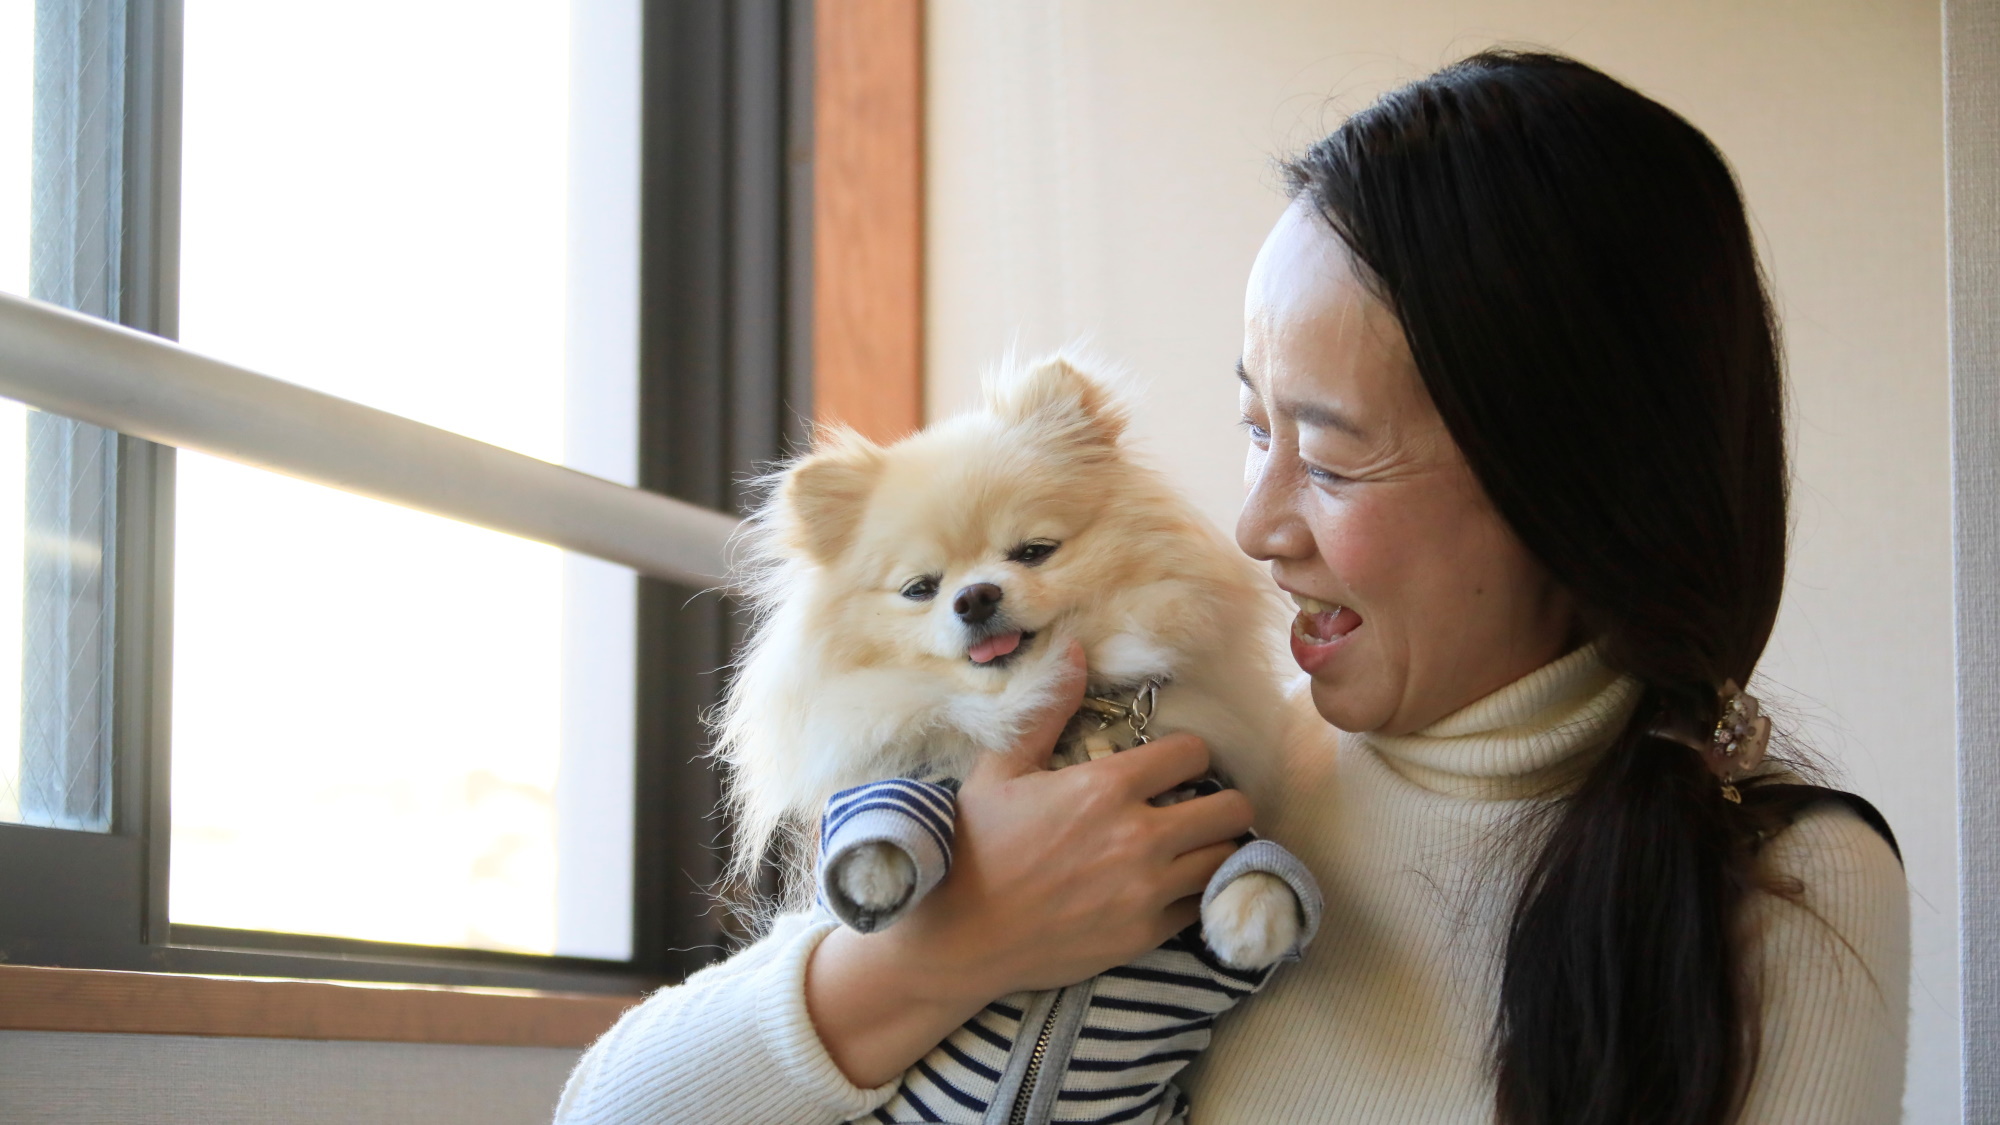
left=0, top=1032, right=577, bottom=1125
left=926, top=2, right=1954, bottom=1119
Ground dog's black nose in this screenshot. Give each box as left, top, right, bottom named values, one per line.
left=953, top=583, right=1003, bottom=625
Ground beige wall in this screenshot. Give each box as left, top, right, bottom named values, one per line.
left=926, top=2, right=1954, bottom=1119
left=0, top=1032, right=576, bottom=1124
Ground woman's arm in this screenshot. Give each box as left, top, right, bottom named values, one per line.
left=1736, top=802, right=1911, bottom=1124
left=806, top=726, right=1249, bottom=1085
left=556, top=643, right=1255, bottom=1120
left=554, top=913, right=892, bottom=1125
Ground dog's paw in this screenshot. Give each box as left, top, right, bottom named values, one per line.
left=832, top=842, right=919, bottom=914
left=1202, top=871, right=1301, bottom=970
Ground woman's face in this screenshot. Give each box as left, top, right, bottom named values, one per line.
left=1236, top=201, right=1575, bottom=736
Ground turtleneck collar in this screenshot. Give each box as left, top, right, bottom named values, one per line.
left=1357, top=645, right=1644, bottom=800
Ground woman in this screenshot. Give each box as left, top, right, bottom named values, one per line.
left=555, top=51, right=1907, bottom=1125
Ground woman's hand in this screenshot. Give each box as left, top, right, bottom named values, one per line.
left=803, top=642, right=1255, bottom=1088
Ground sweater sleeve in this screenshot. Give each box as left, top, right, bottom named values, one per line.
left=552, top=912, right=903, bottom=1125
left=1736, top=801, right=1911, bottom=1124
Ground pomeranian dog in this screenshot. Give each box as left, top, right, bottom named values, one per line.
left=716, top=354, right=1318, bottom=1124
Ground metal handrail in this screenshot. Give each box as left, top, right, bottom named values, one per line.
left=0, top=291, right=740, bottom=587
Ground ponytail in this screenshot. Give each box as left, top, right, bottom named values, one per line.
left=1497, top=695, right=1757, bottom=1123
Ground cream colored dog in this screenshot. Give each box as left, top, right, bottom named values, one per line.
left=716, top=354, right=1303, bottom=968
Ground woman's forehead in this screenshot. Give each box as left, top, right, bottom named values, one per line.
left=1245, top=201, right=1345, bottom=317
left=1242, top=207, right=1424, bottom=433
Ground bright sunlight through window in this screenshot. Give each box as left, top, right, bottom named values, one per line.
left=170, top=0, right=641, bottom=958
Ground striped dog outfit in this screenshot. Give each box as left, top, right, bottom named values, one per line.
left=815, top=700, right=1323, bottom=1125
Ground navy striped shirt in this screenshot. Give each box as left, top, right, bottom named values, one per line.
left=818, top=778, right=1318, bottom=1125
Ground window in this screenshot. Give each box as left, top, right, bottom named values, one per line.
left=169, top=0, right=631, bottom=961
left=0, top=0, right=811, bottom=990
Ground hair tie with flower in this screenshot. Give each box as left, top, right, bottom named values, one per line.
left=1648, top=680, right=1771, bottom=803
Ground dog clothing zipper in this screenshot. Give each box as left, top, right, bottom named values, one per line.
left=1007, top=990, right=1065, bottom=1125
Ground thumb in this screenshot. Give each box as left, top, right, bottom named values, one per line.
left=979, top=640, right=1088, bottom=780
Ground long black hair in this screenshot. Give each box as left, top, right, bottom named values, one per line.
left=1285, top=51, right=1802, bottom=1125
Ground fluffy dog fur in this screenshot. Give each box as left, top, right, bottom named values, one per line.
left=716, top=354, right=1295, bottom=963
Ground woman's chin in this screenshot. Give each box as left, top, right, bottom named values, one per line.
left=1307, top=678, right=1381, bottom=734
left=1296, top=635, right=1393, bottom=733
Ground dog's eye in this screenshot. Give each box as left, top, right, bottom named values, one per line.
left=899, top=576, right=940, bottom=600
left=1008, top=539, right=1060, bottom=566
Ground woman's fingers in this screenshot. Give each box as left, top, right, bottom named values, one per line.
left=940, top=676, right=1268, bottom=997
left=1156, top=896, right=1203, bottom=943
left=1153, top=788, right=1257, bottom=857
left=1162, top=840, right=1240, bottom=902
left=975, top=641, right=1089, bottom=781
left=1102, top=732, right=1213, bottom=799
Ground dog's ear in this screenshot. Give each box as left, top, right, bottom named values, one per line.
left=985, top=355, right=1128, bottom=447
left=776, top=429, right=886, bottom=564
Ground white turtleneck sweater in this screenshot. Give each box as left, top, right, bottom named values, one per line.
left=553, top=649, right=1909, bottom=1124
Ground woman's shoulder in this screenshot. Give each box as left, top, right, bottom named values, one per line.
left=1742, top=788, right=1908, bottom=1037
left=1734, top=792, right=1911, bottom=1119
left=1750, top=787, right=1907, bottom=948
left=1751, top=787, right=1905, bottom=908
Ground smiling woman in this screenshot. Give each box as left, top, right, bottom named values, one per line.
left=1202, top=52, right=1906, bottom=1125
left=1234, top=216, right=1576, bottom=737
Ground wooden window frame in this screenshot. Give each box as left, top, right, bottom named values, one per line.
left=0, top=964, right=635, bottom=1048
left=813, top=0, right=925, bottom=443
left=5, top=0, right=924, bottom=1041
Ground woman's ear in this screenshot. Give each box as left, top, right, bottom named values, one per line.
left=984, top=354, right=1128, bottom=447
left=776, top=428, right=885, bottom=564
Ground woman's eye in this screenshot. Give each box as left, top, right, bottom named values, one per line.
left=900, top=577, right=939, bottom=600
left=1306, top=464, right=1348, bottom=486
left=1008, top=539, right=1060, bottom=566
left=1240, top=417, right=1271, bottom=444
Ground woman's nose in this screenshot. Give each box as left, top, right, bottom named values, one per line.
left=1237, top=454, right=1315, bottom=563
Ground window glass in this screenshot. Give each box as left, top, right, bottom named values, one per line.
left=0, top=401, right=27, bottom=826
left=171, top=0, right=641, bottom=958
left=0, top=0, right=27, bottom=298
left=0, top=4, right=29, bottom=821
left=168, top=459, right=631, bottom=955
left=2, top=0, right=124, bottom=833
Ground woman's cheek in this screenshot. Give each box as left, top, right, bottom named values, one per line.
left=1311, top=489, right=1399, bottom=603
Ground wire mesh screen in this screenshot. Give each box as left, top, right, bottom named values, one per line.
left=17, top=415, right=115, bottom=830
left=0, top=0, right=128, bottom=831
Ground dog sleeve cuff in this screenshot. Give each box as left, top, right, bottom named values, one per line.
left=817, top=779, right=958, bottom=934
left=1203, top=838, right=1325, bottom=961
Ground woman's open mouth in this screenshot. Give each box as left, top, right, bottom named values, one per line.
left=1289, top=593, right=1360, bottom=673
left=969, top=630, right=1036, bottom=667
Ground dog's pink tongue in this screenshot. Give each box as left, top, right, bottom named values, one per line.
left=969, top=632, right=1023, bottom=664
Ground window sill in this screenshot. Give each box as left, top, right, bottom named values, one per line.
left=0, top=964, right=642, bottom=1048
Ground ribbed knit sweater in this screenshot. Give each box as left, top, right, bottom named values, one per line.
left=552, top=648, right=1909, bottom=1124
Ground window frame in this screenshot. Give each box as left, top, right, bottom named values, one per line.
left=0, top=0, right=815, bottom=993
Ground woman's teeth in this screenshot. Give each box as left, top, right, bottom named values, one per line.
left=1291, top=593, right=1340, bottom=615
left=1290, top=593, right=1347, bottom=645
